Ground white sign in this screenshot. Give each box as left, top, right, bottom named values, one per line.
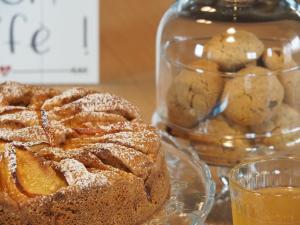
left=0, top=0, right=99, bottom=84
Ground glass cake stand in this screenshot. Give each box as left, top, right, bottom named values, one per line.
left=144, top=136, right=215, bottom=225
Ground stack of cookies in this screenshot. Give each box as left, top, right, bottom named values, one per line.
left=166, top=29, right=300, bottom=166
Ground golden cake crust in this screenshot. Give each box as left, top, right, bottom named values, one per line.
left=0, top=82, right=170, bottom=225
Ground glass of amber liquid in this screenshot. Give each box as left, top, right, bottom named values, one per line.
left=229, top=157, right=300, bottom=225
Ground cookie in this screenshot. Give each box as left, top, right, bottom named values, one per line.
left=261, top=48, right=300, bottom=111
left=192, top=144, right=248, bottom=167
left=262, top=47, right=284, bottom=70
left=167, top=116, right=251, bottom=167
left=167, top=59, right=223, bottom=128
left=222, top=66, right=284, bottom=126
left=191, top=58, right=220, bottom=71
left=204, top=30, right=265, bottom=72
left=189, top=116, right=250, bottom=167
left=278, top=60, right=300, bottom=111
left=253, top=104, right=300, bottom=151
left=262, top=47, right=293, bottom=71
left=189, top=116, right=248, bottom=146
left=252, top=104, right=300, bottom=133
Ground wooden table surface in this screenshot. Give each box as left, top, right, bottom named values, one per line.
left=100, top=0, right=173, bottom=82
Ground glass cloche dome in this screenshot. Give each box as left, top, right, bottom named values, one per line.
left=153, top=0, right=300, bottom=168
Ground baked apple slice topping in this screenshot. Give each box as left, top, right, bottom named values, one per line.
left=16, top=149, right=66, bottom=196
left=0, top=145, right=28, bottom=202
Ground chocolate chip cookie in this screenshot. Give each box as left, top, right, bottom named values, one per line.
left=167, top=59, right=223, bottom=128
left=204, top=30, right=264, bottom=72
left=262, top=47, right=285, bottom=70
left=190, top=116, right=250, bottom=167
left=222, top=66, right=284, bottom=126
left=253, top=104, right=300, bottom=151
left=278, top=60, right=300, bottom=111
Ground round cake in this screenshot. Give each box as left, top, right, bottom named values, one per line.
left=0, top=82, right=170, bottom=225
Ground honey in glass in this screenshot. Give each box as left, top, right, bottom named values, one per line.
left=231, top=186, right=300, bottom=225
left=230, top=158, right=300, bottom=225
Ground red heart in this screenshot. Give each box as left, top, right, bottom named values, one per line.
left=0, top=66, right=11, bottom=76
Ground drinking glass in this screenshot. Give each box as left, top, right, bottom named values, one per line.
left=229, top=157, right=300, bottom=225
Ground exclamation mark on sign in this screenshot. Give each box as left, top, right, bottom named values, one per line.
left=83, top=17, right=88, bottom=55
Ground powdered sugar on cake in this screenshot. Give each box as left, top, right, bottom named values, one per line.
left=58, top=159, right=109, bottom=189
left=55, top=93, right=141, bottom=121
left=0, top=82, right=169, bottom=225
left=0, top=82, right=161, bottom=193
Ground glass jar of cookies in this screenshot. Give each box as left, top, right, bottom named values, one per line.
left=153, top=0, right=300, bottom=168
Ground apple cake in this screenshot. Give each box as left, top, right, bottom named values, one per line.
left=0, top=82, right=170, bottom=225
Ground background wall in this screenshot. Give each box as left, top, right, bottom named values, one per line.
left=100, top=0, right=173, bottom=82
